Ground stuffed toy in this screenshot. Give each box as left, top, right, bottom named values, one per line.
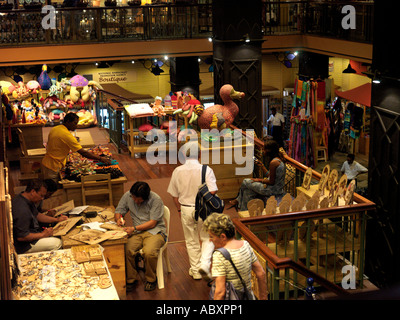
left=38, top=64, right=52, bottom=90
left=26, top=80, right=41, bottom=94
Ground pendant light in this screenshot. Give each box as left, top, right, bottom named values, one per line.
left=342, top=63, right=356, bottom=73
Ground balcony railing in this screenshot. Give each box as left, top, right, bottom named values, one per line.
left=231, top=128, right=376, bottom=300
left=0, top=1, right=373, bottom=47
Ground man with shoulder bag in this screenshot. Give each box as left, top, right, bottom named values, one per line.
left=168, top=142, right=219, bottom=281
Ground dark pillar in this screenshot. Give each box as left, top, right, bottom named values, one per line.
left=365, top=1, right=400, bottom=288
left=212, top=0, right=263, bottom=137
left=169, top=57, right=201, bottom=99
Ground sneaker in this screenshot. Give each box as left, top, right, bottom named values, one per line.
left=189, top=269, right=202, bottom=280
left=198, top=266, right=212, bottom=282
left=144, top=280, right=157, bottom=291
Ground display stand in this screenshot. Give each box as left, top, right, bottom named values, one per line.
left=200, top=138, right=254, bottom=200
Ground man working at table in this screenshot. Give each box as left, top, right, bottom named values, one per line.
left=114, top=181, right=166, bottom=292
left=41, top=112, right=112, bottom=181
left=12, top=179, right=68, bottom=254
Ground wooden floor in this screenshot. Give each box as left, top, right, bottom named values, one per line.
left=8, top=127, right=215, bottom=301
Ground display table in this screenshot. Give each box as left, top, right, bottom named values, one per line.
left=60, top=176, right=127, bottom=207
left=61, top=206, right=127, bottom=300
left=75, top=130, right=95, bottom=148
left=16, top=249, right=119, bottom=300
left=200, top=138, right=254, bottom=200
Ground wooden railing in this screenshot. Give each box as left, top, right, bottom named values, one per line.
left=231, top=124, right=375, bottom=299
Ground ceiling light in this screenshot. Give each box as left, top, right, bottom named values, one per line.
left=208, top=37, right=212, bottom=42
left=164, top=55, right=169, bottom=60
left=244, top=34, right=250, bottom=43
left=131, top=60, right=135, bottom=64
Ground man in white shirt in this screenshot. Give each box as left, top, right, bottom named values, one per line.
left=167, top=141, right=218, bottom=281
left=267, top=107, right=285, bottom=147
left=341, top=153, right=368, bottom=184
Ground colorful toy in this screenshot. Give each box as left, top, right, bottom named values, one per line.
left=38, top=64, right=52, bottom=90
left=26, top=80, right=41, bottom=94
left=197, top=84, right=244, bottom=130
left=69, top=75, right=103, bottom=104
left=13, top=81, right=29, bottom=99
left=0, top=81, right=16, bottom=96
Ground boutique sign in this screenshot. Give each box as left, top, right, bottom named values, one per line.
left=93, top=70, right=136, bottom=84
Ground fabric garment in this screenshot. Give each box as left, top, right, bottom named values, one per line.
left=236, top=158, right=286, bottom=211
left=180, top=206, right=214, bottom=274
left=125, top=231, right=165, bottom=283
left=25, top=237, right=62, bottom=254
left=167, top=158, right=218, bottom=273
left=211, top=240, right=257, bottom=299
left=42, top=124, right=82, bottom=172
left=267, top=112, right=285, bottom=127
left=12, top=193, right=60, bottom=254
left=341, top=161, right=368, bottom=180
left=115, top=191, right=166, bottom=236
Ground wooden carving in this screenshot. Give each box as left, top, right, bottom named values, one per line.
left=337, top=174, right=348, bottom=199
left=344, top=179, right=356, bottom=205
left=53, top=216, right=82, bottom=236
left=327, top=169, right=338, bottom=191
left=302, top=167, right=312, bottom=190
left=322, top=164, right=330, bottom=180
left=318, top=172, right=328, bottom=193
left=319, top=197, right=330, bottom=209
left=247, top=199, right=265, bottom=217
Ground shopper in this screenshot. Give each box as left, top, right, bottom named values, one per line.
left=41, top=112, right=112, bottom=181
left=267, top=107, right=285, bottom=147
left=115, top=181, right=166, bottom=292
left=12, top=179, right=68, bottom=254
left=167, top=141, right=218, bottom=281
left=230, top=140, right=286, bottom=211
left=340, top=153, right=368, bottom=185
left=203, top=213, right=267, bottom=300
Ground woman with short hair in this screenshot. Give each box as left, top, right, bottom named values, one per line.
left=203, top=213, right=267, bottom=300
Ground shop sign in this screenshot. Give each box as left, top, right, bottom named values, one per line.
left=93, top=70, right=136, bottom=84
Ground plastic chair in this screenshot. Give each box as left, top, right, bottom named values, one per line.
left=81, top=173, right=113, bottom=206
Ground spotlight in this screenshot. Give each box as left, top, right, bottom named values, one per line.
left=151, top=65, right=164, bottom=76
left=164, top=55, right=169, bottom=60
left=244, top=34, right=250, bottom=43
left=131, top=60, right=135, bottom=64
left=372, top=75, right=381, bottom=84
left=208, top=37, right=212, bottom=42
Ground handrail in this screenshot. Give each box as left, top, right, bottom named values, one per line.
left=233, top=217, right=350, bottom=296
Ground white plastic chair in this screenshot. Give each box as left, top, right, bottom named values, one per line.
left=156, top=205, right=172, bottom=289
left=139, top=205, right=172, bottom=289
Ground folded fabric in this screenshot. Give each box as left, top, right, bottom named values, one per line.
left=125, top=103, right=155, bottom=117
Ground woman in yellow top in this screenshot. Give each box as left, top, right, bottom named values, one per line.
left=41, top=113, right=112, bottom=181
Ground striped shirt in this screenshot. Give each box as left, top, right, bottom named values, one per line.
left=211, top=241, right=257, bottom=291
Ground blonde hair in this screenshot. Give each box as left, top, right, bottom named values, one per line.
left=203, top=213, right=236, bottom=238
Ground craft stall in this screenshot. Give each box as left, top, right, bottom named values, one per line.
left=334, top=83, right=371, bottom=156
left=288, top=78, right=333, bottom=168
left=59, top=146, right=127, bottom=207
left=13, top=200, right=127, bottom=300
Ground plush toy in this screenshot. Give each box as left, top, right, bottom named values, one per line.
left=0, top=81, right=16, bottom=96
left=48, top=78, right=61, bottom=97
left=69, top=75, right=103, bottom=104
left=13, top=81, right=29, bottom=99
left=38, top=64, right=52, bottom=90
left=151, top=96, right=166, bottom=116
left=26, top=80, right=41, bottom=94
left=76, top=109, right=96, bottom=128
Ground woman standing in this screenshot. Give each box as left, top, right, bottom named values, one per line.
left=203, top=213, right=267, bottom=300
left=230, top=139, right=286, bottom=211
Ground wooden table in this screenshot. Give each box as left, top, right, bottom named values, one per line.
left=75, top=130, right=95, bottom=148
left=61, top=176, right=127, bottom=207
left=61, top=209, right=127, bottom=300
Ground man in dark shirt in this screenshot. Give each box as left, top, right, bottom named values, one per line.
left=12, top=179, right=68, bottom=254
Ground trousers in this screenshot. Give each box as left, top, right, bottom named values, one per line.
left=180, top=206, right=214, bottom=273
left=125, top=231, right=165, bottom=283
left=26, top=237, right=62, bottom=253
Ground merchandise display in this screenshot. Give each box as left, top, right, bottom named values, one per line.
left=13, top=248, right=118, bottom=300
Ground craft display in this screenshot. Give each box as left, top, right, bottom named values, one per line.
left=150, top=96, right=166, bottom=116
left=52, top=216, right=83, bottom=236
left=69, top=229, right=125, bottom=245
left=247, top=199, right=264, bottom=217
left=13, top=250, right=111, bottom=300
left=125, top=103, right=154, bottom=117
left=302, top=167, right=312, bottom=190
left=38, top=64, right=52, bottom=90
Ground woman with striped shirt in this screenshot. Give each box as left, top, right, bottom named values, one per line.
left=203, top=213, right=267, bottom=300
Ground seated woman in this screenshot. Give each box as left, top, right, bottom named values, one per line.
left=203, top=213, right=267, bottom=300
left=230, top=140, right=286, bottom=211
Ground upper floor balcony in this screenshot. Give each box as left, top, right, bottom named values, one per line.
left=0, top=1, right=373, bottom=48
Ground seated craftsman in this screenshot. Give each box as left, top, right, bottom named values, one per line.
left=36, top=179, right=59, bottom=216
left=12, top=179, right=68, bottom=254
left=114, top=181, right=166, bottom=292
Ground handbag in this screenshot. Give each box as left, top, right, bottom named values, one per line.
left=195, top=165, right=224, bottom=221
left=208, top=248, right=252, bottom=300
